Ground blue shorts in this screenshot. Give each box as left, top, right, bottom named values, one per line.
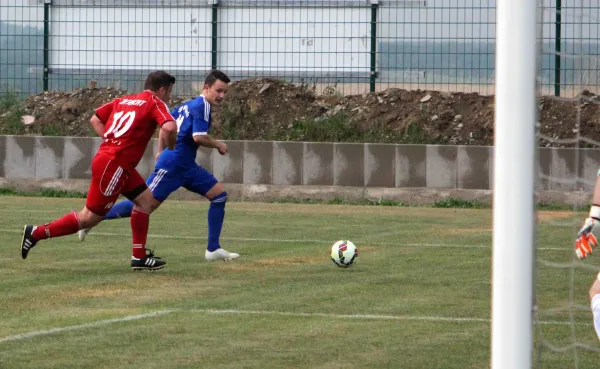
left=146, top=164, right=218, bottom=202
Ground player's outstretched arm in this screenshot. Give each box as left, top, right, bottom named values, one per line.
left=576, top=173, right=600, bottom=260
left=194, top=134, right=227, bottom=155
left=90, top=115, right=106, bottom=137
left=161, top=120, right=177, bottom=150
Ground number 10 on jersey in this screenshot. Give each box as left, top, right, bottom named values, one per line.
left=104, top=111, right=136, bottom=138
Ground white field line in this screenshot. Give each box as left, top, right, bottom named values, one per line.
left=0, top=228, right=568, bottom=251
left=0, top=308, right=588, bottom=344
left=191, top=308, right=588, bottom=327
left=192, top=308, right=492, bottom=323
left=0, top=310, right=175, bottom=344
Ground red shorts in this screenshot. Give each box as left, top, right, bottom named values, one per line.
left=86, top=153, right=147, bottom=216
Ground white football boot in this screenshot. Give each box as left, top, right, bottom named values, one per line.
left=78, top=228, right=91, bottom=242
left=205, top=248, right=240, bottom=261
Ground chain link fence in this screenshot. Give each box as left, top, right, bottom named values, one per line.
left=0, top=0, right=598, bottom=98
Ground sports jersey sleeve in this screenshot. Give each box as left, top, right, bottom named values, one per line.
left=191, top=102, right=210, bottom=136
left=95, top=100, right=114, bottom=123
left=150, top=97, right=176, bottom=126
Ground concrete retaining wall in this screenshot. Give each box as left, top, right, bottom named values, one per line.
left=0, top=135, right=597, bottom=192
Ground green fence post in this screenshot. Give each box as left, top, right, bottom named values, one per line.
left=554, top=0, right=561, bottom=97
left=369, top=0, right=378, bottom=93
left=211, top=0, right=219, bottom=71
left=43, top=0, right=51, bottom=92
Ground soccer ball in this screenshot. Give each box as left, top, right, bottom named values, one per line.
left=330, top=240, right=358, bottom=268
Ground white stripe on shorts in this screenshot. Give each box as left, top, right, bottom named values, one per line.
left=148, top=169, right=167, bottom=191
left=103, top=166, right=123, bottom=196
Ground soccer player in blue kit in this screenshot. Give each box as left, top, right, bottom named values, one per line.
left=78, top=70, right=239, bottom=262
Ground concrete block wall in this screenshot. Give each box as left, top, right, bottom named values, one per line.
left=0, top=135, right=598, bottom=191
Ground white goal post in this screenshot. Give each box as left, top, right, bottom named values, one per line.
left=492, top=0, right=538, bottom=368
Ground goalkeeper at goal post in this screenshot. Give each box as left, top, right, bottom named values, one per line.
left=574, top=169, right=600, bottom=341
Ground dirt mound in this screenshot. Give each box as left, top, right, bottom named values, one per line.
left=1, top=78, right=599, bottom=147
left=213, top=78, right=599, bottom=146
left=210, top=78, right=322, bottom=139
left=1, top=87, right=191, bottom=137
left=325, top=89, right=495, bottom=145
left=210, top=79, right=496, bottom=144
left=21, top=87, right=128, bottom=136
left=538, top=92, right=600, bottom=147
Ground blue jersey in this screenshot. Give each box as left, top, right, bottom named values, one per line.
left=161, top=95, right=212, bottom=169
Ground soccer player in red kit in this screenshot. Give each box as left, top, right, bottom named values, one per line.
left=20, top=70, right=178, bottom=271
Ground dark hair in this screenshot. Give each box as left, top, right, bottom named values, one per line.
left=144, top=70, right=176, bottom=91
left=204, top=70, right=231, bottom=87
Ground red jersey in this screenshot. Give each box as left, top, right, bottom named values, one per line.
left=95, top=90, right=174, bottom=168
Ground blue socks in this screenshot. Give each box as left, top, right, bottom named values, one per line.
left=104, top=200, right=134, bottom=220
left=207, top=192, right=227, bottom=252
left=103, top=193, right=227, bottom=253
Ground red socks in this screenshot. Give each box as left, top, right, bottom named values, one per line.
left=31, top=208, right=151, bottom=260
left=131, top=209, right=149, bottom=259
left=32, top=212, right=80, bottom=240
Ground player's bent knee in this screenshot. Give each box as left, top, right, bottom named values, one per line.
left=79, top=208, right=105, bottom=228
left=147, top=197, right=162, bottom=212
left=205, top=182, right=225, bottom=200
left=131, top=188, right=161, bottom=213
left=210, top=191, right=228, bottom=205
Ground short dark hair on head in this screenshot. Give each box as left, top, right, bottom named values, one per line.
left=144, top=70, right=176, bottom=91
left=204, top=70, right=231, bottom=87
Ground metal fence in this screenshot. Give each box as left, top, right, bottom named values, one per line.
left=0, top=0, right=598, bottom=98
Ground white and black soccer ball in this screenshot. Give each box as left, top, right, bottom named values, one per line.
left=330, top=240, right=358, bottom=268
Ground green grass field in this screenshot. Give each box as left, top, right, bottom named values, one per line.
left=0, top=196, right=598, bottom=368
